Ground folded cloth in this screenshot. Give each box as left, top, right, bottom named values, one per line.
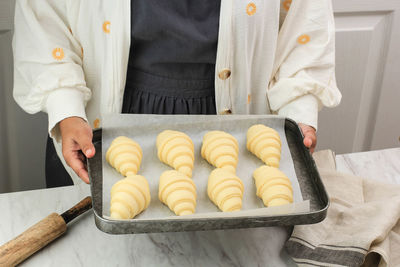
left=285, top=150, right=400, bottom=267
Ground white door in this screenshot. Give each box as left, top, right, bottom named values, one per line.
left=317, top=0, right=400, bottom=154
left=0, top=0, right=47, bottom=193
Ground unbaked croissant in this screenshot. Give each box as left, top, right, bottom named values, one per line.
left=156, top=130, right=194, bottom=178
left=106, top=136, right=143, bottom=176
left=207, top=168, right=244, bottom=212
left=247, top=124, right=281, bottom=168
left=253, top=165, right=293, bottom=207
left=110, top=174, right=151, bottom=219
left=201, top=131, right=239, bottom=173
left=159, top=170, right=197, bottom=216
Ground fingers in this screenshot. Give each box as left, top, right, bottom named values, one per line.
left=62, top=137, right=90, bottom=183
left=75, top=129, right=96, bottom=158
left=298, top=123, right=317, bottom=154
left=304, top=136, right=313, bottom=148
left=68, top=151, right=90, bottom=184
left=304, top=135, right=316, bottom=153
left=60, top=117, right=95, bottom=183
left=303, top=132, right=316, bottom=148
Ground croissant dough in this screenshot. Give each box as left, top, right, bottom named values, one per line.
left=159, top=170, right=197, bottom=216
left=201, top=131, right=239, bottom=173
left=106, top=136, right=143, bottom=176
left=253, top=165, right=293, bottom=207
left=207, top=168, right=244, bottom=212
left=247, top=124, right=281, bottom=168
left=110, top=174, right=151, bottom=219
left=156, top=130, right=194, bottom=178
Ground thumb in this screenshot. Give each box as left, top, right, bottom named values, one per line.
left=76, top=134, right=96, bottom=158
left=303, top=136, right=313, bottom=148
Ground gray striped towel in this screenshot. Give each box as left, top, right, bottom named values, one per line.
left=285, top=150, right=400, bottom=267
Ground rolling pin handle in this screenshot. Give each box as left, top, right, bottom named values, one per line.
left=0, top=196, right=92, bottom=266
left=61, top=196, right=92, bottom=224
left=0, top=213, right=67, bottom=267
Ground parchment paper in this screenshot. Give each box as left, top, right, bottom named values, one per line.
left=102, top=114, right=309, bottom=221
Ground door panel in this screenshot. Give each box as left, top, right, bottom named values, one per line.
left=317, top=1, right=400, bottom=153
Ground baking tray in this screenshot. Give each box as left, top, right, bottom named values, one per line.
left=88, top=116, right=329, bottom=234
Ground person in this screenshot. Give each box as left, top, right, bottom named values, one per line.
left=12, top=0, right=341, bottom=187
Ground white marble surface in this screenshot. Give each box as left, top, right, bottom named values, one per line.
left=0, top=184, right=295, bottom=267
left=336, top=148, right=400, bottom=184
left=1, top=148, right=399, bottom=267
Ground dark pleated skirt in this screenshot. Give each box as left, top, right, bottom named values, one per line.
left=122, top=69, right=216, bottom=115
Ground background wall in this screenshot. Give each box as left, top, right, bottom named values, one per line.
left=1, top=0, right=399, bottom=193
left=0, top=0, right=47, bottom=193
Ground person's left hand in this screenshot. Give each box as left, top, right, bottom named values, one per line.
left=298, top=123, right=316, bottom=153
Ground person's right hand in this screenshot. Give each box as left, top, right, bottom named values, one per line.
left=59, top=117, right=95, bottom=183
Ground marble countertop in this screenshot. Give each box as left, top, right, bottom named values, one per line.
left=1, top=148, right=399, bottom=267
left=336, top=147, right=400, bottom=184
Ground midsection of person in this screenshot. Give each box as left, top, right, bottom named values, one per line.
left=53, top=0, right=322, bottom=185
left=13, top=0, right=339, bottom=186
left=74, top=0, right=283, bottom=130
left=123, top=0, right=220, bottom=115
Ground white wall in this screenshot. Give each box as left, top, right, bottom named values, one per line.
left=0, top=0, right=47, bottom=193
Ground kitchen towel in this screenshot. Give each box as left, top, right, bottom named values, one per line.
left=285, top=149, right=400, bottom=267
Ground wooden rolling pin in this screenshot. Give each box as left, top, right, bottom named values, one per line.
left=0, top=196, right=92, bottom=267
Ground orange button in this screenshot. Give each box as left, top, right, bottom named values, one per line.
left=246, top=3, right=257, bottom=16
left=52, top=48, right=64, bottom=60
left=103, top=21, right=111, bottom=33
left=218, top=69, right=231, bottom=80
left=297, top=34, right=310, bottom=45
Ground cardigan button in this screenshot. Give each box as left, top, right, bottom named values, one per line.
left=219, top=109, right=232, bottom=115
left=218, top=68, right=231, bottom=80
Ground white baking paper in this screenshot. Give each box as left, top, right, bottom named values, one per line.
left=101, top=114, right=309, bottom=221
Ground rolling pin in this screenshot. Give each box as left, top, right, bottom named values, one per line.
left=0, top=196, right=92, bottom=267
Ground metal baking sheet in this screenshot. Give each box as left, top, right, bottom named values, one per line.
left=88, top=115, right=329, bottom=234
left=102, top=115, right=307, bottom=219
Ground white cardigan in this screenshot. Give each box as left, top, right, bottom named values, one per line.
left=12, top=0, right=341, bottom=184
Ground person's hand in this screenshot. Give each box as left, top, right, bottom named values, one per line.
left=298, top=123, right=316, bottom=153
left=59, top=117, right=95, bottom=183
